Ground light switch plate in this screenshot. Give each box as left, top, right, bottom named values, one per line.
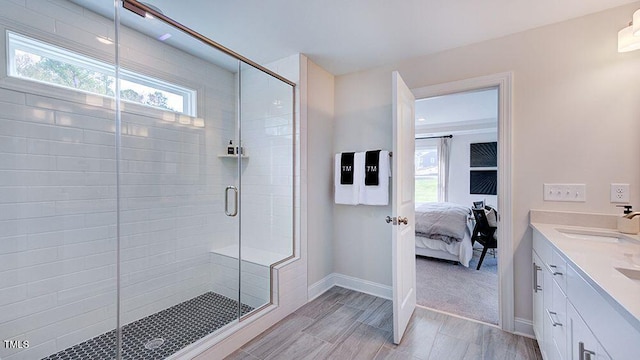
left=543, top=183, right=586, bottom=202
left=610, top=183, right=630, bottom=203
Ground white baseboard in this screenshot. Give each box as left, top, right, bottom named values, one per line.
left=307, top=273, right=336, bottom=301
left=514, top=317, right=535, bottom=338
left=308, top=273, right=392, bottom=301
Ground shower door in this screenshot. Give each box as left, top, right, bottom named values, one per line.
left=114, top=1, right=296, bottom=358
left=238, top=62, right=295, bottom=313
left=115, top=4, right=247, bottom=358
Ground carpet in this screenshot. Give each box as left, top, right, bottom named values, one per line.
left=415, top=246, right=498, bottom=325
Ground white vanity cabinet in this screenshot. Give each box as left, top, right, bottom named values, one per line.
left=532, top=228, right=640, bottom=360
left=533, top=230, right=567, bottom=360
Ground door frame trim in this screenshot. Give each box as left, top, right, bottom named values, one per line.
left=411, top=71, right=514, bottom=332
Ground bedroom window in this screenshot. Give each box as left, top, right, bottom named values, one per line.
left=7, top=31, right=196, bottom=116
left=415, top=143, right=439, bottom=204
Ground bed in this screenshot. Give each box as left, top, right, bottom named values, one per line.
left=414, top=202, right=474, bottom=267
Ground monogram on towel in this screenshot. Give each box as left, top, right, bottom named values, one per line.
left=364, top=150, right=381, bottom=186
left=340, top=152, right=355, bottom=184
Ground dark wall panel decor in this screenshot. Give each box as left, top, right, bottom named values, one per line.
left=470, top=142, right=497, bottom=167
left=470, top=170, right=497, bottom=195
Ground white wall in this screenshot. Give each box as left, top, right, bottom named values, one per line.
left=306, top=60, right=335, bottom=285
left=333, top=1, right=640, bottom=328
left=448, top=132, right=498, bottom=208
left=333, top=69, right=394, bottom=286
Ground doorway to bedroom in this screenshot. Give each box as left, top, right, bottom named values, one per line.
left=413, top=87, right=500, bottom=325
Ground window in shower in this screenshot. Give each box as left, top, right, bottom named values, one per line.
left=6, top=31, right=196, bottom=116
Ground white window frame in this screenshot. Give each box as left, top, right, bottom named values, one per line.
left=6, top=31, right=197, bottom=116
left=414, top=138, right=440, bottom=205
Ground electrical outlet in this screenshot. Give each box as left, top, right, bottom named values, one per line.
left=610, top=183, right=630, bottom=203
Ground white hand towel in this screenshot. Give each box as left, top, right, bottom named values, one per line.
left=334, top=153, right=359, bottom=205
left=359, top=150, right=390, bottom=205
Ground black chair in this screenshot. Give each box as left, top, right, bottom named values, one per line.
left=471, top=208, right=497, bottom=270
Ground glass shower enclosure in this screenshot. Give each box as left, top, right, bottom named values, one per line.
left=0, top=1, right=295, bottom=359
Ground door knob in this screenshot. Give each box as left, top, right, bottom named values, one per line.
left=398, top=216, right=408, bottom=225
left=385, top=216, right=398, bottom=225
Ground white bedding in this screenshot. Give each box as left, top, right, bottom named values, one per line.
left=415, top=202, right=471, bottom=243
left=415, top=226, right=473, bottom=267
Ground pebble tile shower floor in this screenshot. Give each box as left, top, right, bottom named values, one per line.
left=42, top=292, right=254, bottom=360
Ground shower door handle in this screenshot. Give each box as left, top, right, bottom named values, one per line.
left=225, top=186, right=238, bottom=217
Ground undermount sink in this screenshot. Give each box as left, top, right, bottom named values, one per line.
left=616, top=267, right=640, bottom=282
left=556, top=228, right=624, bottom=243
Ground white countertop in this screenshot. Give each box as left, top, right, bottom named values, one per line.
left=530, top=221, right=640, bottom=331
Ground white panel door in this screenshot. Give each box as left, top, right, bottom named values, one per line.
left=391, top=71, right=416, bottom=344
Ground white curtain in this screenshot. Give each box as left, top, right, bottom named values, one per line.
left=438, top=137, right=451, bottom=202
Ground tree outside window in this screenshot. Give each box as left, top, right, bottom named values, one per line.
left=9, top=32, right=193, bottom=115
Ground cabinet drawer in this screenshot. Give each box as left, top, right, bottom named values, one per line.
left=551, top=278, right=567, bottom=359
left=567, top=265, right=640, bottom=360
left=534, top=229, right=566, bottom=293
left=541, top=261, right=568, bottom=360
left=533, top=229, right=552, bottom=263
left=550, top=249, right=567, bottom=294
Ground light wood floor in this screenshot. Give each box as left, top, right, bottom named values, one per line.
left=226, top=286, right=542, bottom=360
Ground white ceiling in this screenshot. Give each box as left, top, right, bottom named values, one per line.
left=139, top=0, right=636, bottom=75
left=415, top=88, right=498, bottom=137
